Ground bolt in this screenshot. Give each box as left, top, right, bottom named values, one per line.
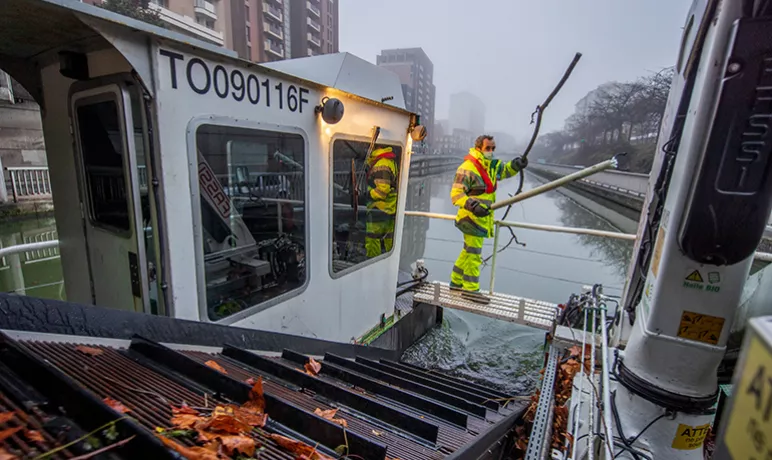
left=728, top=62, right=741, bottom=73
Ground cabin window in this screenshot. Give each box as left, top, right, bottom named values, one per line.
left=330, top=140, right=401, bottom=273
left=195, top=124, right=306, bottom=320
left=76, top=100, right=130, bottom=232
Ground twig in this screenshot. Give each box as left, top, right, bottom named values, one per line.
left=102, top=375, right=169, bottom=404
left=33, top=416, right=131, bottom=460
left=69, top=435, right=136, bottom=460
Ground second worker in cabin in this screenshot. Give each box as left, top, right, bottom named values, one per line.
left=365, top=146, right=399, bottom=258
left=450, top=135, right=527, bottom=302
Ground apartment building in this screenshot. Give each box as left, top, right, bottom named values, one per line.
left=376, top=48, right=436, bottom=149
left=289, top=0, right=338, bottom=58
left=83, top=0, right=338, bottom=63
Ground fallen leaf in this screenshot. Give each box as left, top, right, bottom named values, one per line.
left=204, top=360, right=228, bottom=374
left=245, top=377, right=257, bottom=385
left=568, top=345, right=581, bottom=357
left=198, top=432, right=256, bottom=457
left=232, top=407, right=267, bottom=427
left=269, top=433, right=332, bottom=460
left=0, top=448, right=17, bottom=460
left=25, top=430, right=44, bottom=442
left=241, top=377, right=265, bottom=415
left=156, top=434, right=224, bottom=460
left=198, top=406, right=251, bottom=435
left=304, top=358, right=322, bottom=376
left=103, top=397, right=131, bottom=414
left=172, top=404, right=200, bottom=415
left=371, top=429, right=383, bottom=437
left=0, top=413, right=15, bottom=424
left=0, top=427, right=21, bottom=443
left=313, top=408, right=348, bottom=428
left=75, top=345, right=103, bottom=356
left=171, top=414, right=206, bottom=430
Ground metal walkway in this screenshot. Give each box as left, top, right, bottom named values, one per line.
left=412, top=282, right=559, bottom=330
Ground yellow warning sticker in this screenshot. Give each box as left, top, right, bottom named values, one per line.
left=725, top=337, right=772, bottom=459
left=671, top=423, right=710, bottom=450
left=685, top=270, right=703, bottom=282
left=650, top=228, right=666, bottom=278
left=677, top=311, right=725, bottom=345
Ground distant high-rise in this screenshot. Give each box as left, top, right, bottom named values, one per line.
left=289, top=0, right=338, bottom=59
left=449, top=92, right=485, bottom=135
left=376, top=48, right=436, bottom=150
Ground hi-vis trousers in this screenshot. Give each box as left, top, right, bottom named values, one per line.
left=450, top=234, right=484, bottom=292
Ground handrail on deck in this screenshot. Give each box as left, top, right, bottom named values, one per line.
left=0, top=240, right=59, bottom=258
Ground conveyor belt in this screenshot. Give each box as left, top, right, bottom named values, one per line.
left=412, top=281, right=559, bottom=330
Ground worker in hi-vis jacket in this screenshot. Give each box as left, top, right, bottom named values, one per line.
left=365, top=146, right=398, bottom=258
left=450, top=135, right=527, bottom=303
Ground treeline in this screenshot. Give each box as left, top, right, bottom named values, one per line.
left=533, top=68, right=675, bottom=173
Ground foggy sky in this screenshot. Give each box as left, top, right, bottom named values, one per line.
left=340, top=0, right=691, bottom=140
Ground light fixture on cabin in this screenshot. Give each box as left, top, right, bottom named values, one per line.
left=315, top=97, right=344, bottom=124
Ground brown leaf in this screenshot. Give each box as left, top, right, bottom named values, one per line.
left=199, top=433, right=256, bottom=457
left=0, top=413, right=15, bottom=424
left=233, top=408, right=267, bottom=427
left=313, top=408, right=348, bottom=428
left=172, top=404, right=200, bottom=415
left=198, top=406, right=251, bottom=435
left=0, top=428, right=21, bottom=443
left=304, top=358, right=322, bottom=376
left=75, top=345, right=104, bottom=356
left=269, top=433, right=332, bottom=460
left=0, top=448, right=17, bottom=460
left=568, top=345, right=581, bottom=357
left=103, top=397, right=131, bottom=414
left=204, top=360, right=228, bottom=374
left=156, top=434, right=225, bottom=460
left=171, top=413, right=206, bottom=430
left=25, top=430, right=44, bottom=442
left=241, top=377, right=265, bottom=415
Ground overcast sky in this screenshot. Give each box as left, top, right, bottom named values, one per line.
left=340, top=0, right=691, bottom=139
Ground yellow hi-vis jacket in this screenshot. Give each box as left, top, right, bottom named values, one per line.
left=366, top=147, right=398, bottom=219
left=451, top=148, right=519, bottom=237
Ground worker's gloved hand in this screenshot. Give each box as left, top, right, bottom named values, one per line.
left=465, top=199, right=492, bottom=217
left=511, top=156, right=528, bottom=171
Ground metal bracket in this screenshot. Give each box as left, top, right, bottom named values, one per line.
left=525, top=344, right=559, bottom=460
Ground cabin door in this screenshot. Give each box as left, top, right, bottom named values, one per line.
left=70, top=84, right=151, bottom=313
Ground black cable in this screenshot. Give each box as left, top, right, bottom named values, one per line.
left=396, top=267, right=428, bottom=287
left=610, top=390, right=643, bottom=460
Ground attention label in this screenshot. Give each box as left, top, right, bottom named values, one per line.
left=671, top=423, right=710, bottom=450
left=725, top=337, right=772, bottom=459
left=685, top=270, right=703, bottom=282
left=677, top=311, right=724, bottom=345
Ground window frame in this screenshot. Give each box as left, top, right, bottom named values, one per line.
left=328, top=134, right=404, bottom=279
left=186, top=116, right=311, bottom=323
left=72, top=90, right=135, bottom=238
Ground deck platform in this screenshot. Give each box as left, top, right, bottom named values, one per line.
left=412, top=281, right=559, bottom=330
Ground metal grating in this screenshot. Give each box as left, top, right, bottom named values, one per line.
left=412, top=282, right=558, bottom=330
left=525, top=344, right=559, bottom=460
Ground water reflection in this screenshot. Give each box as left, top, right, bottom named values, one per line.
left=399, top=170, right=634, bottom=394
left=0, top=216, right=64, bottom=300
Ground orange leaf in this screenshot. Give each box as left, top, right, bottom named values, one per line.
left=198, top=406, right=251, bottom=435
left=0, top=428, right=21, bottom=443
left=204, top=360, right=228, bottom=374
left=25, top=430, right=44, bottom=442
left=103, top=397, right=131, bottom=414
left=0, top=413, right=15, bottom=424
left=75, top=345, right=103, bottom=356
left=241, top=377, right=265, bottom=415
left=313, top=408, right=347, bottom=428
left=304, top=358, right=322, bottom=376
left=245, top=377, right=257, bottom=385
left=568, top=345, right=581, bottom=357
left=172, top=404, right=200, bottom=415
left=0, top=448, right=17, bottom=460
left=232, top=407, right=267, bottom=427
left=171, top=413, right=206, bottom=430
left=156, top=434, right=224, bottom=460
left=269, top=433, right=332, bottom=460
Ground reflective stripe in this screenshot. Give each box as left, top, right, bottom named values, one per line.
left=463, top=244, right=482, bottom=255
left=452, top=265, right=464, bottom=275
left=463, top=274, right=479, bottom=283
left=366, top=232, right=394, bottom=240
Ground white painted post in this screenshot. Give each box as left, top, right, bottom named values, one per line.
left=0, top=157, right=7, bottom=203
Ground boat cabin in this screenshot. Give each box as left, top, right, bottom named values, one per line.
left=0, top=0, right=426, bottom=342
